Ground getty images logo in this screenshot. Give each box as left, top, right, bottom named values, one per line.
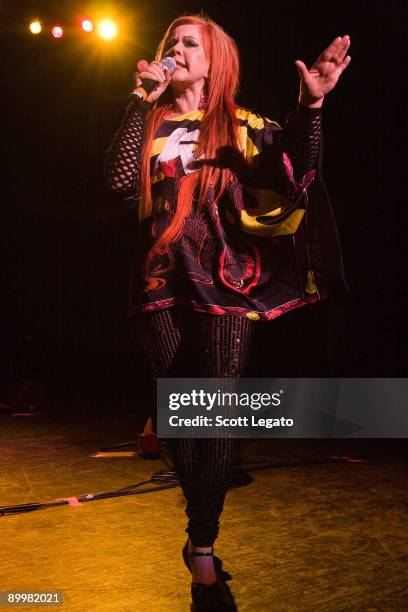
left=168, top=389, right=283, bottom=411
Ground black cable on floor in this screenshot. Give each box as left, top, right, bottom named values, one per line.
left=0, top=475, right=180, bottom=517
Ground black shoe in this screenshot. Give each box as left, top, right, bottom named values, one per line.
left=191, top=580, right=236, bottom=612
left=183, top=543, right=237, bottom=611
left=182, top=538, right=232, bottom=582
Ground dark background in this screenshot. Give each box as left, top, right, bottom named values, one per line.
left=0, top=0, right=404, bottom=409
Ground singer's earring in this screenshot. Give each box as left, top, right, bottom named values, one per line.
left=198, top=82, right=209, bottom=111
left=198, top=95, right=208, bottom=111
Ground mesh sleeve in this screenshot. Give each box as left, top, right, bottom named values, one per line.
left=281, top=105, right=322, bottom=182
left=104, top=99, right=151, bottom=196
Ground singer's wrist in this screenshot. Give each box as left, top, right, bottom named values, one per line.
left=127, top=96, right=153, bottom=113
left=298, top=94, right=324, bottom=109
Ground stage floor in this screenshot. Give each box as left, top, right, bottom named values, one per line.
left=1, top=395, right=407, bottom=611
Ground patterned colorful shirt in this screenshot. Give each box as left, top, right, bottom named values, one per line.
left=105, top=103, right=337, bottom=321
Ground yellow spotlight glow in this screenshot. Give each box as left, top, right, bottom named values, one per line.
left=29, top=21, right=42, bottom=34
left=97, top=19, right=118, bottom=41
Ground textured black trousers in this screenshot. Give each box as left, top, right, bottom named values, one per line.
left=137, top=308, right=256, bottom=546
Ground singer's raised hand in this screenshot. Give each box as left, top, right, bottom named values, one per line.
left=134, top=59, right=172, bottom=103
left=295, top=35, right=351, bottom=108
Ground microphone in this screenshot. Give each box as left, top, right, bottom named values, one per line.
left=132, top=57, right=176, bottom=102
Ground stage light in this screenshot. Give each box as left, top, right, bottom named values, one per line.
left=81, top=19, right=94, bottom=33
left=51, top=26, right=64, bottom=39
left=29, top=21, right=42, bottom=34
left=97, top=19, right=118, bottom=41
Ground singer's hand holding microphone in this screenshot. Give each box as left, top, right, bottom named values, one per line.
left=132, top=57, right=176, bottom=104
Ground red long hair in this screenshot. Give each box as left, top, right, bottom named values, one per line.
left=140, top=15, right=241, bottom=291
